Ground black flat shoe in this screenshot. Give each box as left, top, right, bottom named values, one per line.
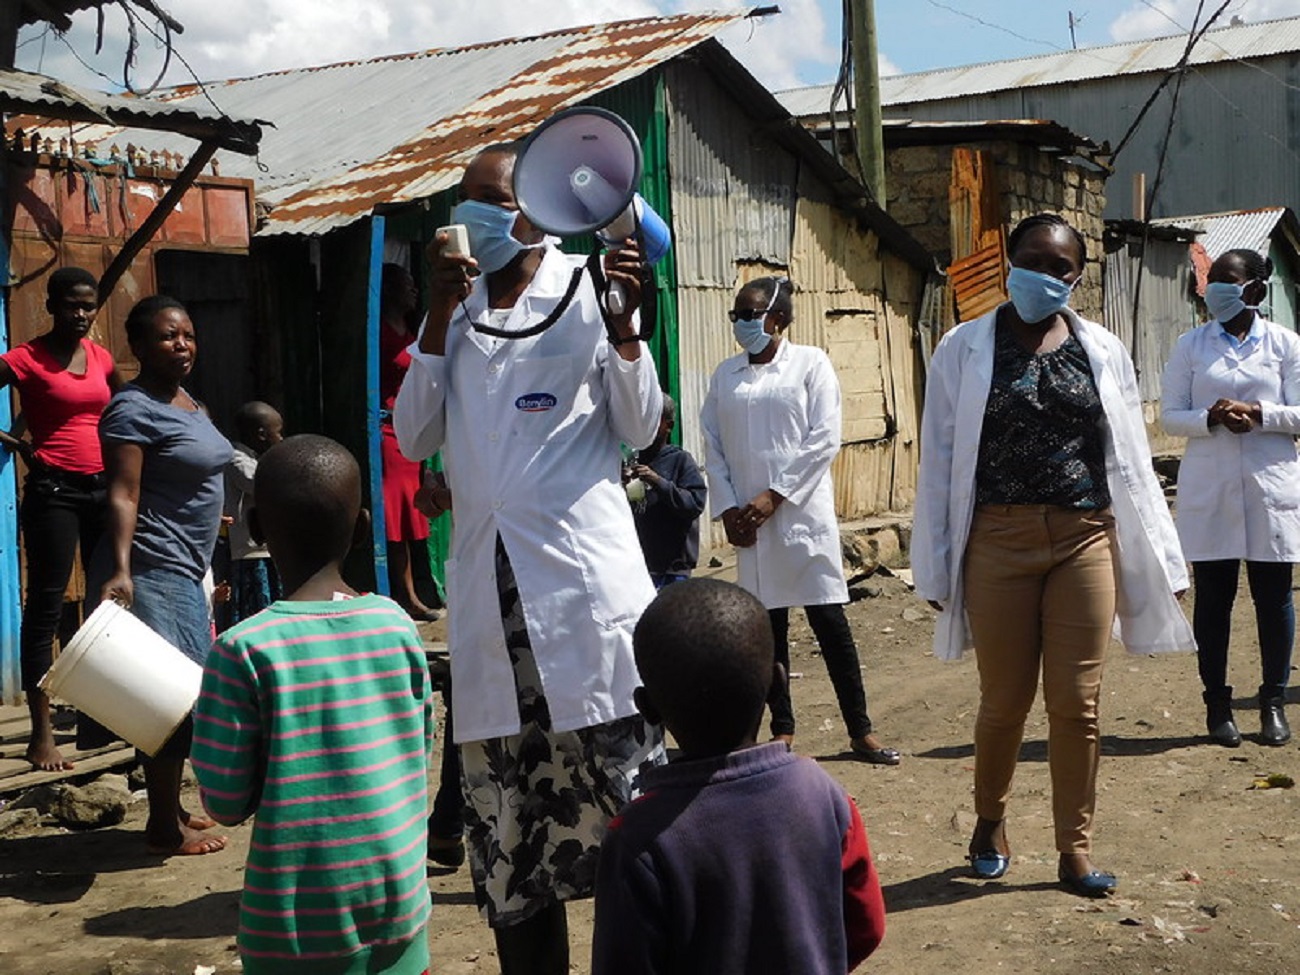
left=1260, top=700, right=1291, bottom=746
left=968, top=850, right=1010, bottom=880
left=850, top=739, right=901, bottom=766
left=1208, top=715, right=1242, bottom=748
left=1207, top=700, right=1242, bottom=748
left=428, top=834, right=465, bottom=868
left=1058, top=864, right=1117, bottom=898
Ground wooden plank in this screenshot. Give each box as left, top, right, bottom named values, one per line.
left=0, top=746, right=135, bottom=796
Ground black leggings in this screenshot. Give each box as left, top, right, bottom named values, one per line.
left=19, top=467, right=106, bottom=691
left=768, top=603, right=872, bottom=740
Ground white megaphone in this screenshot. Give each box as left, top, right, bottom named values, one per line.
left=514, top=107, right=671, bottom=317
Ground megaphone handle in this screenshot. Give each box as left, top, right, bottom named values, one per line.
left=605, top=281, right=629, bottom=317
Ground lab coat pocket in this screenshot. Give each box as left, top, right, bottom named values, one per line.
left=569, top=523, right=650, bottom=630
left=507, top=355, right=584, bottom=446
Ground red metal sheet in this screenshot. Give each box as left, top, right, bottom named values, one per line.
left=204, top=186, right=252, bottom=247
left=161, top=185, right=206, bottom=244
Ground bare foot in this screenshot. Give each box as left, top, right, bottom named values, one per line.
left=25, top=737, right=74, bottom=772
left=148, top=823, right=227, bottom=857
left=401, top=602, right=443, bottom=623
left=181, top=809, right=218, bottom=831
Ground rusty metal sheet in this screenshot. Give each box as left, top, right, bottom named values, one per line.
left=7, top=13, right=745, bottom=237
left=0, top=66, right=261, bottom=154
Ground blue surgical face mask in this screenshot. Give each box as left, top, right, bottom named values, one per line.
left=451, top=199, right=540, bottom=273
left=731, top=317, right=772, bottom=355
left=730, top=287, right=780, bottom=354
left=1006, top=266, right=1076, bottom=324
left=1204, top=280, right=1258, bottom=323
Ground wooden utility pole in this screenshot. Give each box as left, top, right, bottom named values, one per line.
left=851, top=0, right=886, bottom=207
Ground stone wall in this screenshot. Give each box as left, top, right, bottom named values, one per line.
left=885, top=141, right=1108, bottom=322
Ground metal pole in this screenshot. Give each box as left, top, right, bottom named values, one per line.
left=851, top=0, right=887, bottom=206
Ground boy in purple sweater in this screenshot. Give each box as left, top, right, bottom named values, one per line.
left=592, top=579, right=885, bottom=974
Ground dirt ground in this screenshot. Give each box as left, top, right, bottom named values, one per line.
left=1, top=568, right=1298, bottom=975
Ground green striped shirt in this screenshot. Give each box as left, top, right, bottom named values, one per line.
left=192, top=594, right=434, bottom=975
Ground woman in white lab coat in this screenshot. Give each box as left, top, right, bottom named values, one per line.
left=912, top=214, right=1192, bottom=898
left=702, top=275, right=899, bottom=766
left=1161, top=247, right=1300, bottom=749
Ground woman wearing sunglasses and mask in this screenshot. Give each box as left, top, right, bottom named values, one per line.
left=912, top=213, right=1192, bottom=898
left=702, top=275, right=900, bottom=766
left=1161, top=248, right=1300, bottom=749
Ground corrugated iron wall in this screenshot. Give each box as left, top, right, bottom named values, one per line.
left=887, top=56, right=1300, bottom=221
left=1104, top=233, right=1198, bottom=454
left=665, top=62, right=924, bottom=547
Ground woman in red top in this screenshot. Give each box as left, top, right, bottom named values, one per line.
left=0, top=267, right=121, bottom=770
left=379, top=263, right=438, bottom=621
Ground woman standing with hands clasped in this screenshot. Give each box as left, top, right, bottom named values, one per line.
left=913, top=214, right=1192, bottom=898
left=701, top=275, right=899, bottom=766
left=1161, top=248, right=1300, bottom=748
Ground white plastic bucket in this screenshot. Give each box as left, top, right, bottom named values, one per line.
left=39, top=599, right=203, bottom=756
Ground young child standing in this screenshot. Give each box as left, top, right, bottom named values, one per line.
left=222, top=400, right=284, bottom=624
left=592, top=578, right=885, bottom=974
left=192, top=435, right=434, bottom=975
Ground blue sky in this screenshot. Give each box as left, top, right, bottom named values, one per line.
left=15, top=1, right=1300, bottom=94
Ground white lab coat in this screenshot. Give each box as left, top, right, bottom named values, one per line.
left=912, top=307, right=1193, bottom=661
left=1160, top=314, right=1300, bottom=562
left=701, top=339, right=849, bottom=609
left=393, top=244, right=662, bottom=742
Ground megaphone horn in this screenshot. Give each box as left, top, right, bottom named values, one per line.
left=514, top=107, right=642, bottom=237
left=514, top=107, right=672, bottom=320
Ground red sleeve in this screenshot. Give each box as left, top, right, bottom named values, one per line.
left=90, top=340, right=115, bottom=380
left=1, top=345, right=31, bottom=382
left=842, top=796, right=885, bottom=970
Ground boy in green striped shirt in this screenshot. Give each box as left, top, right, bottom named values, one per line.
left=193, top=435, right=434, bottom=975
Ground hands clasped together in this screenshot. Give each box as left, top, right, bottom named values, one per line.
left=721, top=489, right=785, bottom=548
left=1208, top=398, right=1262, bottom=434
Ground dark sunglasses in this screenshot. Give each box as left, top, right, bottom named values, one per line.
left=728, top=308, right=770, bottom=323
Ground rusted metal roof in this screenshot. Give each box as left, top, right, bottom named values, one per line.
left=778, top=15, right=1300, bottom=112
left=0, top=66, right=261, bottom=154
left=1151, top=207, right=1296, bottom=260
left=17, top=13, right=751, bottom=236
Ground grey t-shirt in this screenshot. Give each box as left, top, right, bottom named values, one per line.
left=99, top=383, right=234, bottom=581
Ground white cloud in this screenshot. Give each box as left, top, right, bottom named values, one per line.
left=14, top=0, right=841, bottom=95
left=1109, top=0, right=1300, bottom=42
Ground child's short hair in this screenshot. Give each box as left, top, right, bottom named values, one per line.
left=633, top=579, right=774, bottom=753
left=254, top=435, right=361, bottom=566
left=234, top=400, right=280, bottom=444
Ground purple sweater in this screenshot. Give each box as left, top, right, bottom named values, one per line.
left=592, top=741, right=885, bottom=974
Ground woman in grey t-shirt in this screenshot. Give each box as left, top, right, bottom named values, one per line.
left=97, top=295, right=233, bottom=857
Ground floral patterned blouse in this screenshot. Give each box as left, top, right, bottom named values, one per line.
left=975, top=322, right=1111, bottom=510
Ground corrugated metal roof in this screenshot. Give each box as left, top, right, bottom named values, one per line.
left=1150, top=207, right=1290, bottom=258
left=11, top=13, right=749, bottom=236
left=777, top=15, right=1300, bottom=113
left=0, top=66, right=261, bottom=153
left=880, top=118, right=1101, bottom=152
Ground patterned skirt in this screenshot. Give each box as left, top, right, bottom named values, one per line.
left=458, top=540, right=664, bottom=928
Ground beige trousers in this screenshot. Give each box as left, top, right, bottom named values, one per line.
left=963, top=504, right=1117, bottom=854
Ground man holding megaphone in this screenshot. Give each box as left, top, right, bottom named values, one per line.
left=393, top=140, right=665, bottom=975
